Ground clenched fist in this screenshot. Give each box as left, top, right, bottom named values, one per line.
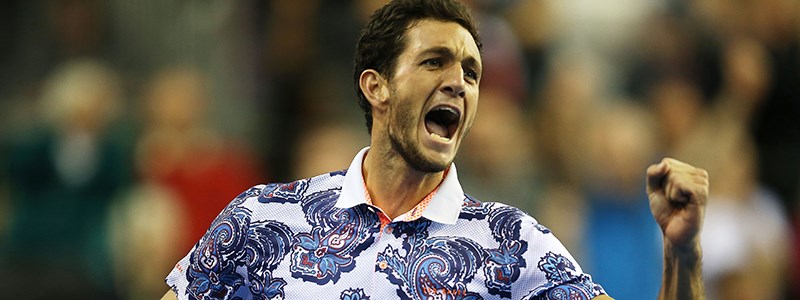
left=646, top=158, right=709, bottom=250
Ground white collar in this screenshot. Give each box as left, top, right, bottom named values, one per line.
left=334, top=146, right=465, bottom=225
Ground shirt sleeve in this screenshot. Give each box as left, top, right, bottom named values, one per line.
left=165, top=185, right=268, bottom=300
left=515, top=217, right=609, bottom=299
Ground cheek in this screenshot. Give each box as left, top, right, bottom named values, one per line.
left=391, top=100, right=419, bottom=130
left=467, top=87, right=479, bottom=107
left=466, top=95, right=479, bottom=125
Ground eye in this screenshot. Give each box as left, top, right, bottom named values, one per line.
left=422, top=58, right=441, bottom=68
left=464, top=68, right=478, bottom=81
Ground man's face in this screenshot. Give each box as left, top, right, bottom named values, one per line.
left=384, top=19, right=481, bottom=172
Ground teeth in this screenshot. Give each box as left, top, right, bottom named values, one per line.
left=425, top=105, right=460, bottom=140
left=437, top=106, right=457, bottom=115
left=430, top=131, right=449, bottom=141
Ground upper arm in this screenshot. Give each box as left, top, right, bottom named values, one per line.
left=593, top=295, right=614, bottom=300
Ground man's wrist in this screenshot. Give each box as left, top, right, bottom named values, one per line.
left=659, top=238, right=706, bottom=300
left=664, top=238, right=702, bottom=267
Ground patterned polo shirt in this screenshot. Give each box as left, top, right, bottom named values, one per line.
left=165, top=147, right=608, bottom=299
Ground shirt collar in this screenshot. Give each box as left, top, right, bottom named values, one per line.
left=335, top=146, right=465, bottom=225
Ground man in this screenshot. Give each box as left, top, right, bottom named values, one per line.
left=164, top=0, right=708, bottom=299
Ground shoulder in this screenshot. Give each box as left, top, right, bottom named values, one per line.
left=244, top=170, right=347, bottom=206
left=199, top=170, right=348, bottom=241
left=451, top=194, right=602, bottom=298
left=459, top=196, right=608, bottom=298
left=167, top=171, right=351, bottom=299
left=455, top=194, right=556, bottom=254
left=459, top=194, right=546, bottom=231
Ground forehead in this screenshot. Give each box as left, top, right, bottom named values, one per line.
left=400, top=19, right=481, bottom=63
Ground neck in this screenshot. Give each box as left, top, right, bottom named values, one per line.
left=362, top=144, right=444, bottom=220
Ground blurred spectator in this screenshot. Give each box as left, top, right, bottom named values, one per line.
left=1, top=58, right=131, bottom=299
left=581, top=102, right=663, bottom=299
left=292, top=120, right=369, bottom=180
left=647, top=76, right=706, bottom=154
left=748, top=0, right=800, bottom=214
left=550, top=0, right=661, bottom=94
left=261, top=0, right=321, bottom=181
left=530, top=51, right=603, bottom=259
left=532, top=51, right=601, bottom=186
left=503, top=0, right=557, bottom=103
left=672, top=36, right=791, bottom=300
left=687, top=0, right=800, bottom=215
left=464, top=0, right=528, bottom=104
left=692, top=130, right=789, bottom=300
left=135, top=66, right=264, bottom=252
left=109, top=183, right=187, bottom=300
left=627, top=10, right=722, bottom=103
left=0, top=0, right=111, bottom=97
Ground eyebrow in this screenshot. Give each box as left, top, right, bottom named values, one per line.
left=419, top=46, right=482, bottom=73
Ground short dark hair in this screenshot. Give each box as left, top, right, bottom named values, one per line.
left=353, top=0, right=482, bottom=133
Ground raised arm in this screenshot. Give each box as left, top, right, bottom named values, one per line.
left=646, top=158, right=708, bottom=300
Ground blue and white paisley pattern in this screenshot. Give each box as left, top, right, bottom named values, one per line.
left=186, top=195, right=251, bottom=299
left=244, top=220, right=294, bottom=273
left=166, top=157, right=609, bottom=300
left=340, top=288, right=370, bottom=300
left=258, top=180, right=309, bottom=204
left=481, top=205, right=529, bottom=298
left=290, top=189, right=378, bottom=284
left=328, top=169, right=347, bottom=177
left=390, top=219, right=431, bottom=241
left=537, top=252, right=575, bottom=283
left=521, top=251, right=604, bottom=300
left=186, top=186, right=294, bottom=300
left=523, top=274, right=604, bottom=300
left=377, top=220, right=484, bottom=300
left=459, top=194, right=492, bottom=220
left=484, top=240, right=525, bottom=298
left=488, top=206, right=526, bottom=242
left=534, top=223, right=551, bottom=234
left=301, top=188, right=346, bottom=230
left=526, top=284, right=592, bottom=300
left=243, top=221, right=294, bottom=299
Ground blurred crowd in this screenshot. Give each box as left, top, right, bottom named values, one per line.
left=0, top=0, right=798, bottom=299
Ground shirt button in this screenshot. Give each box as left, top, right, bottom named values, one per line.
left=385, top=226, right=393, bottom=234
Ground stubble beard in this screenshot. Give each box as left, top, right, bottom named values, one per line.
left=388, top=97, right=450, bottom=173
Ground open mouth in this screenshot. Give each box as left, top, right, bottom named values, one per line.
left=425, top=106, right=460, bottom=140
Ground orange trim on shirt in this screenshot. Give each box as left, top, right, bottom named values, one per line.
left=362, top=168, right=448, bottom=227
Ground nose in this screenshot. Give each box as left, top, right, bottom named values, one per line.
left=440, top=65, right=466, bottom=99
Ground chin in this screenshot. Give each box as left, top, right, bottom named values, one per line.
left=391, top=135, right=452, bottom=173
left=405, top=147, right=451, bottom=172
left=415, top=149, right=454, bottom=173
left=412, top=159, right=450, bottom=173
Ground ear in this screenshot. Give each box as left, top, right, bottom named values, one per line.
left=359, top=69, right=390, bottom=112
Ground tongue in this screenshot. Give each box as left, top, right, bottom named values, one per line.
left=425, top=119, right=449, bottom=138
